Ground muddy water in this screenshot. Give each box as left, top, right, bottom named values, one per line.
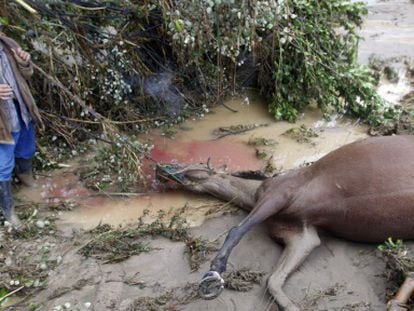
left=17, top=99, right=368, bottom=231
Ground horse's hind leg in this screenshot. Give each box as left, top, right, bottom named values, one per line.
left=267, top=224, right=320, bottom=311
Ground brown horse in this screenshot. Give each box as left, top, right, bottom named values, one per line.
left=156, top=135, right=414, bottom=311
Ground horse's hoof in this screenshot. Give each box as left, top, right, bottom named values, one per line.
left=198, top=270, right=225, bottom=300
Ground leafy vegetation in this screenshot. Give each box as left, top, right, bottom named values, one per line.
left=166, top=0, right=402, bottom=125
left=80, top=135, right=152, bottom=192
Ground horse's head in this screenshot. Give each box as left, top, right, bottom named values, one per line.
left=156, top=159, right=219, bottom=192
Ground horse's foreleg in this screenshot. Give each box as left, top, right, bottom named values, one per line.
left=199, top=194, right=288, bottom=299
left=267, top=224, right=320, bottom=311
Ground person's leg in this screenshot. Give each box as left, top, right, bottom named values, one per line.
left=14, top=121, right=36, bottom=187
left=0, top=132, right=22, bottom=227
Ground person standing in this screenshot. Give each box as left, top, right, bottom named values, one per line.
left=0, top=30, right=42, bottom=227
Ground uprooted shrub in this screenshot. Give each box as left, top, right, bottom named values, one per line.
left=165, top=0, right=401, bottom=125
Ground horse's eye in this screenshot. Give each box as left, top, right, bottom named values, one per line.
left=187, top=171, right=210, bottom=181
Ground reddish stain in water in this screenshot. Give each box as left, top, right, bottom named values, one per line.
left=38, top=173, right=91, bottom=203
left=145, top=136, right=262, bottom=176
left=41, top=136, right=263, bottom=204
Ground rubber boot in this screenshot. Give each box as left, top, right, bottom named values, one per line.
left=15, top=158, right=35, bottom=187
left=0, top=181, right=22, bottom=228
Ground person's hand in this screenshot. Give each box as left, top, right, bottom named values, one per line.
left=12, top=47, right=31, bottom=63
left=0, top=84, right=13, bottom=100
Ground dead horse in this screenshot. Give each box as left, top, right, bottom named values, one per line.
left=156, top=135, right=414, bottom=311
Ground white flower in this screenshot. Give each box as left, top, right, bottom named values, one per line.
left=36, top=220, right=45, bottom=229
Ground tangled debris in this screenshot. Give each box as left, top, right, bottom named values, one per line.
left=283, top=124, right=319, bottom=144
left=378, top=238, right=414, bottom=305
left=213, top=123, right=269, bottom=139
left=185, top=237, right=217, bottom=272
left=369, top=111, right=414, bottom=137
left=223, top=268, right=265, bottom=292
left=131, top=283, right=199, bottom=311
left=128, top=268, right=264, bottom=310
left=79, top=208, right=216, bottom=271
left=0, top=204, right=69, bottom=307
left=79, top=209, right=190, bottom=263
left=248, top=136, right=278, bottom=147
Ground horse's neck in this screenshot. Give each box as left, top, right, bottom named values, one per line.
left=201, top=175, right=262, bottom=210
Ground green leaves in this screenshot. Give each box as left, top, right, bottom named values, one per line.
left=0, top=17, right=9, bottom=26
left=174, top=19, right=184, bottom=32
left=258, top=0, right=400, bottom=125
left=163, top=0, right=396, bottom=125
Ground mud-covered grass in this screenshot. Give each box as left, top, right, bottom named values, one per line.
left=0, top=204, right=69, bottom=307
left=368, top=55, right=403, bottom=84
left=185, top=237, right=217, bottom=272
left=223, top=269, right=265, bottom=292
left=213, top=124, right=269, bottom=139
left=369, top=112, right=414, bottom=136
left=0, top=201, right=242, bottom=308
left=255, top=149, right=269, bottom=160
left=248, top=136, right=278, bottom=147
left=283, top=125, right=319, bottom=144
left=301, top=283, right=345, bottom=309
left=131, top=283, right=199, bottom=311
left=378, top=238, right=414, bottom=305
left=130, top=269, right=265, bottom=310
left=368, top=56, right=414, bottom=137
left=79, top=227, right=153, bottom=264
left=79, top=209, right=190, bottom=263
left=129, top=269, right=265, bottom=311
left=78, top=203, right=253, bottom=277
left=79, top=207, right=217, bottom=271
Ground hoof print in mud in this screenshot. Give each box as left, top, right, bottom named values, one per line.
left=199, top=271, right=225, bottom=300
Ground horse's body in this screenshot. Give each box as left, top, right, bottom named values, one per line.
left=157, top=135, right=414, bottom=310
left=263, top=135, right=414, bottom=243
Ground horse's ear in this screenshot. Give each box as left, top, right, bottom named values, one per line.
left=207, top=157, right=212, bottom=170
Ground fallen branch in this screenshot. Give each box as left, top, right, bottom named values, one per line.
left=0, top=286, right=25, bottom=303
left=15, top=0, right=38, bottom=14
